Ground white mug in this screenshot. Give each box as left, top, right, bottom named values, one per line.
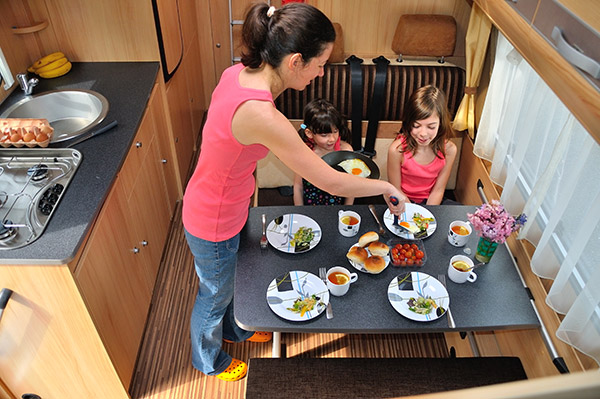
left=338, top=210, right=361, bottom=237
left=448, top=255, right=477, bottom=284
left=326, top=266, right=358, bottom=296
left=447, top=221, right=472, bottom=247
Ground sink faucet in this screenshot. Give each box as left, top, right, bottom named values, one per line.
left=16, top=73, right=39, bottom=95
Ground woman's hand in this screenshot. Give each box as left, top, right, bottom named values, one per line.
left=383, top=185, right=408, bottom=215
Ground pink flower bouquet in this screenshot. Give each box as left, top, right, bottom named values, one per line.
left=467, top=200, right=527, bottom=244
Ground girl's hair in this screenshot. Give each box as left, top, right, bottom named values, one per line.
left=299, top=99, right=351, bottom=148
left=400, top=85, right=453, bottom=158
left=241, top=3, right=336, bottom=69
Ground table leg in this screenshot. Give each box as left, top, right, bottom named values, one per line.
left=272, top=331, right=281, bottom=358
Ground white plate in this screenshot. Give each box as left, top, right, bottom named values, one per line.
left=383, top=204, right=437, bottom=239
left=266, top=271, right=329, bottom=322
left=347, top=243, right=390, bottom=274
left=387, top=272, right=449, bottom=322
left=266, top=214, right=321, bottom=253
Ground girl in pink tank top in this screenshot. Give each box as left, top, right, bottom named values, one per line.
left=387, top=85, right=458, bottom=205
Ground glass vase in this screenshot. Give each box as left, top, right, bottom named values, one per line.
left=475, top=237, right=499, bottom=263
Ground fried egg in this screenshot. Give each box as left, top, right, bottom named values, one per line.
left=338, top=158, right=371, bottom=178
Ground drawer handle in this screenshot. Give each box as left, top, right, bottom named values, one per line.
left=132, top=247, right=140, bottom=254
left=136, top=141, right=142, bottom=148
left=551, top=26, right=600, bottom=79
left=0, top=288, right=14, bottom=325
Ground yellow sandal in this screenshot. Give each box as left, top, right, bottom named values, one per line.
left=247, top=331, right=272, bottom=342
left=223, top=331, right=272, bottom=344
left=215, top=358, right=247, bottom=382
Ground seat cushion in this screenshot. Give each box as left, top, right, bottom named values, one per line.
left=246, top=357, right=527, bottom=399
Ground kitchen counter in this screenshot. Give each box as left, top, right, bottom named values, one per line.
left=0, top=62, right=159, bottom=264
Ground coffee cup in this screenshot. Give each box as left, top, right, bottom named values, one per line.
left=338, top=210, right=361, bottom=237
left=448, top=255, right=477, bottom=283
left=326, top=266, right=358, bottom=296
left=447, top=221, right=472, bottom=247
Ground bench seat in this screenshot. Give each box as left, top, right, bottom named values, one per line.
left=245, top=357, right=527, bottom=399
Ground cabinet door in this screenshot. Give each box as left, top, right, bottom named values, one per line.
left=0, top=266, right=128, bottom=398
left=75, top=181, right=152, bottom=388
left=127, top=135, right=171, bottom=292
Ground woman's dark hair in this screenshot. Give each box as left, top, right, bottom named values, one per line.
left=299, top=99, right=351, bottom=147
left=241, top=3, right=336, bottom=69
left=399, top=85, right=453, bottom=158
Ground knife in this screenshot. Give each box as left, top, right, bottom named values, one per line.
left=67, top=120, right=118, bottom=148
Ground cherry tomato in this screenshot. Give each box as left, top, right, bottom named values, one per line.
left=415, top=250, right=424, bottom=259
left=403, top=243, right=410, bottom=250
left=406, top=259, right=414, bottom=266
left=411, top=244, right=418, bottom=251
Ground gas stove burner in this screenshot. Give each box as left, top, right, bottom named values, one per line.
left=27, top=164, right=49, bottom=181
left=0, top=219, right=17, bottom=242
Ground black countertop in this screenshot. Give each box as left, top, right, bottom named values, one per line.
left=0, top=62, right=159, bottom=265
left=235, top=205, right=540, bottom=333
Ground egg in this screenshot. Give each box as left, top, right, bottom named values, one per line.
left=36, top=132, right=49, bottom=142
left=338, top=158, right=371, bottom=178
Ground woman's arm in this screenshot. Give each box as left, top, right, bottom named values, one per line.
left=233, top=101, right=404, bottom=212
left=293, top=173, right=304, bottom=205
left=426, top=140, right=457, bottom=205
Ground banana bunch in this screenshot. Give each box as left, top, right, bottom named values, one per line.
left=28, top=52, right=72, bottom=79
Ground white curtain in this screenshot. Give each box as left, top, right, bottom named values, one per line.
left=475, top=33, right=600, bottom=365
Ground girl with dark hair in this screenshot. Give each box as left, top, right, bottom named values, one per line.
left=182, top=2, right=404, bottom=381
left=387, top=85, right=458, bottom=205
left=294, top=98, right=354, bottom=205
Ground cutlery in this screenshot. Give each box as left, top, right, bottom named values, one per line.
left=67, top=120, right=118, bottom=148
left=318, top=267, right=333, bottom=319
left=368, top=205, right=386, bottom=236
left=465, top=262, right=486, bottom=271
left=260, top=214, right=268, bottom=249
left=438, top=274, right=456, bottom=329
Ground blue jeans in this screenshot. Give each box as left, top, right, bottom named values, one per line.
left=184, top=229, right=254, bottom=375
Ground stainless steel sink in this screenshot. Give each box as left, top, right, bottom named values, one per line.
left=0, top=89, right=109, bottom=143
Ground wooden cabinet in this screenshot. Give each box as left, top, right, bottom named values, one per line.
left=74, top=83, right=175, bottom=387
left=0, top=265, right=129, bottom=398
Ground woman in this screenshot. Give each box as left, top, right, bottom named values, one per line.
left=182, top=2, right=404, bottom=381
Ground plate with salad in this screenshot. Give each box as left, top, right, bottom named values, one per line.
left=266, top=214, right=321, bottom=253
left=387, top=271, right=449, bottom=322
left=383, top=204, right=437, bottom=240
left=266, top=271, right=329, bottom=321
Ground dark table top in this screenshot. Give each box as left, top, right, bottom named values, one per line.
left=234, top=204, right=540, bottom=333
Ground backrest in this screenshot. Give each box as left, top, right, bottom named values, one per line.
left=274, top=63, right=465, bottom=121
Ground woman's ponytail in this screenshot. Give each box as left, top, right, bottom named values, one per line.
left=241, top=3, right=335, bottom=69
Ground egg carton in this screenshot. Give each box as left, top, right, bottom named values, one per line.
left=0, top=118, right=54, bottom=148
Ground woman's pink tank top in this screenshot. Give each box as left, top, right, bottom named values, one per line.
left=182, top=63, right=271, bottom=241
left=400, top=136, right=446, bottom=202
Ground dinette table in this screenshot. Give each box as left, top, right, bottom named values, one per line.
left=234, top=204, right=539, bottom=356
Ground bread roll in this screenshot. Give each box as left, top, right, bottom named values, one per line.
left=346, top=246, right=368, bottom=264
left=368, top=241, right=389, bottom=257
left=364, top=255, right=386, bottom=273
left=358, top=231, right=379, bottom=247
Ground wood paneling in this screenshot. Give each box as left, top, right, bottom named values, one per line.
left=0, top=265, right=128, bottom=398
left=310, top=0, right=470, bottom=60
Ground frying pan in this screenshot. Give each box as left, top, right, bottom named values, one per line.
left=321, top=150, right=380, bottom=180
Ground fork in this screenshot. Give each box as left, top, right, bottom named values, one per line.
left=438, top=274, right=456, bottom=328
left=368, top=205, right=385, bottom=236
left=319, top=267, right=333, bottom=319
left=260, top=214, right=268, bottom=249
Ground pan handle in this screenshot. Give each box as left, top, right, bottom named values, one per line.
left=0, top=288, right=14, bottom=325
